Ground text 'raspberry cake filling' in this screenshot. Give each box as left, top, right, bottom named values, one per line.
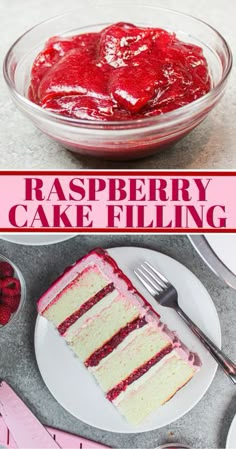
left=37, top=248, right=201, bottom=425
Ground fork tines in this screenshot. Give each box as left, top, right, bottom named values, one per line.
left=134, top=261, right=169, bottom=296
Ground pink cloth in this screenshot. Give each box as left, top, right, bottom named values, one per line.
left=0, top=382, right=108, bottom=449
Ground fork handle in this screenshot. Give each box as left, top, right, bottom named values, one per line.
left=176, top=306, right=236, bottom=384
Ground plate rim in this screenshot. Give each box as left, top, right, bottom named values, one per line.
left=226, top=414, right=236, bottom=449
left=188, top=235, right=236, bottom=289
left=0, top=234, right=77, bottom=246
left=34, top=245, right=222, bottom=433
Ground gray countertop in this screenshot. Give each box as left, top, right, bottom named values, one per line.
left=0, top=234, right=235, bottom=448
left=1, top=0, right=236, bottom=169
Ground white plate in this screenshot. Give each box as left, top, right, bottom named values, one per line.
left=205, top=235, right=236, bottom=276
left=226, top=414, right=236, bottom=449
left=35, top=246, right=221, bottom=433
left=0, top=234, right=77, bottom=246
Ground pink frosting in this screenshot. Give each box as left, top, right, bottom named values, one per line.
left=145, top=313, right=201, bottom=369
left=37, top=249, right=160, bottom=319
left=37, top=248, right=201, bottom=370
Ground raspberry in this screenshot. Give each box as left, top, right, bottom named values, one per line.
left=0, top=277, right=21, bottom=297
left=0, top=262, right=14, bottom=279
left=0, top=304, right=12, bottom=325
left=1, top=295, right=20, bottom=313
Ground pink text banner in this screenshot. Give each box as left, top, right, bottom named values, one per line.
left=0, top=171, right=235, bottom=232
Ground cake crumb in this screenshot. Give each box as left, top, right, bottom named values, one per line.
left=168, top=431, right=175, bottom=437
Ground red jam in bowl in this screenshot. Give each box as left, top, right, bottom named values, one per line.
left=29, top=22, right=211, bottom=121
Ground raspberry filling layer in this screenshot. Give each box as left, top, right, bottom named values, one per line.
left=85, top=316, right=147, bottom=367
left=58, top=282, right=115, bottom=335
left=29, top=22, right=211, bottom=121
left=41, top=265, right=95, bottom=314
left=106, top=344, right=173, bottom=402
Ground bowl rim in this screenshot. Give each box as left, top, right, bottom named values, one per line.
left=0, top=254, right=27, bottom=331
left=3, top=3, right=233, bottom=130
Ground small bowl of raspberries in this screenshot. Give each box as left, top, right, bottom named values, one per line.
left=0, top=255, right=26, bottom=329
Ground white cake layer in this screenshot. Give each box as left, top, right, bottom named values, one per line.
left=43, top=267, right=108, bottom=326
left=68, top=295, right=145, bottom=362
left=114, top=352, right=195, bottom=426
left=64, top=289, right=119, bottom=341
left=91, top=323, right=171, bottom=392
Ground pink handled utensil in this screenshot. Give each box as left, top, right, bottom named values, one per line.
left=0, top=416, right=108, bottom=449
left=0, top=382, right=109, bottom=449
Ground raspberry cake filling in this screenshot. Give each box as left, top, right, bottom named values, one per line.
left=38, top=249, right=201, bottom=425
left=85, top=316, right=147, bottom=368
left=113, top=348, right=198, bottom=425
left=29, top=22, right=211, bottom=121
left=91, top=320, right=174, bottom=393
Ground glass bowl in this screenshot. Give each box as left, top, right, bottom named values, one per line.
left=0, top=254, right=26, bottom=331
left=3, top=2, right=232, bottom=161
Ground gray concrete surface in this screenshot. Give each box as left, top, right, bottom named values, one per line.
left=0, top=234, right=235, bottom=448
left=1, top=0, right=235, bottom=169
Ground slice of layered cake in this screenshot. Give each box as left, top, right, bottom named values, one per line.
left=37, top=248, right=201, bottom=425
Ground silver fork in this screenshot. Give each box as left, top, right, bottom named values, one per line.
left=135, top=261, right=236, bottom=384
